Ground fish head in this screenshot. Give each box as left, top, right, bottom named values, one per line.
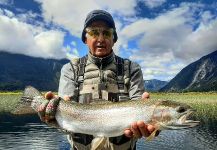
left=151, top=100, right=200, bottom=130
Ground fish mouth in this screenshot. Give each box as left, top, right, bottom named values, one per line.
left=165, top=109, right=200, bottom=130
left=177, top=109, right=200, bottom=128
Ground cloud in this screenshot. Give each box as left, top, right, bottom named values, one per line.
left=177, top=12, right=217, bottom=62
left=34, top=31, right=65, bottom=58
left=64, top=41, right=80, bottom=59
left=0, top=8, right=14, bottom=17
left=34, top=0, right=137, bottom=37
left=121, top=3, right=217, bottom=80
left=35, top=0, right=98, bottom=37
left=35, top=1, right=216, bottom=80
left=0, top=12, right=66, bottom=59
left=140, top=0, right=167, bottom=8
left=0, top=0, right=11, bottom=5
left=1, top=1, right=217, bottom=81
left=0, top=0, right=138, bottom=59
left=130, top=51, right=185, bottom=80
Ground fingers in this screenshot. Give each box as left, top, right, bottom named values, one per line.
left=45, top=91, right=55, bottom=100
left=45, top=97, right=60, bottom=122
left=137, top=121, right=150, bottom=137
left=63, top=95, right=71, bottom=101
left=124, top=129, right=133, bottom=138
left=142, top=92, right=150, bottom=100
left=147, top=124, right=160, bottom=136
left=147, top=124, right=155, bottom=133
left=131, top=122, right=142, bottom=138
left=40, top=91, right=60, bottom=123
left=45, top=91, right=69, bottom=101
left=125, top=121, right=159, bottom=139
left=38, top=99, right=49, bottom=122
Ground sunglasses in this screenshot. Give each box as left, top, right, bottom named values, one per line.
left=85, top=27, right=114, bottom=39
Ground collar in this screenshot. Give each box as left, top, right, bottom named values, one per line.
left=88, top=51, right=115, bottom=68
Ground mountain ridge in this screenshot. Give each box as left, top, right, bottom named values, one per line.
left=0, top=51, right=69, bottom=91
left=144, top=79, right=168, bottom=92
left=160, top=50, right=217, bottom=92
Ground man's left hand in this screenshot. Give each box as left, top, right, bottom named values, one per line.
left=124, top=121, right=156, bottom=138
left=124, top=92, right=159, bottom=139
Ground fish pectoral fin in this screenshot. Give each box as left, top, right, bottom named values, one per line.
left=91, top=137, right=109, bottom=150
left=146, top=128, right=159, bottom=141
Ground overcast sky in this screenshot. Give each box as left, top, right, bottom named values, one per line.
left=0, top=0, right=217, bottom=81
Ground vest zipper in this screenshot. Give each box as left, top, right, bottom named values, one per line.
left=99, top=59, right=104, bottom=82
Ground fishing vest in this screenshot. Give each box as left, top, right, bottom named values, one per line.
left=68, top=53, right=137, bottom=150
left=70, top=54, right=131, bottom=103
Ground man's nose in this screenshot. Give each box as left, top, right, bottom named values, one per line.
left=97, top=32, right=105, bottom=41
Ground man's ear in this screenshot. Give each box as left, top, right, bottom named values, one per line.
left=84, top=33, right=88, bottom=44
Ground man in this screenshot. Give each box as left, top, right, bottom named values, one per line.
left=44, top=10, right=157, bottom=150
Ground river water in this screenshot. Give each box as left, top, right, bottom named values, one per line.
left=0, top=114, right=216, bottom=150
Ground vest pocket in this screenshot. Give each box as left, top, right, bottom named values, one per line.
left=79, top=93, right=93, bottom=103
left=108, top=93, right=129, bottom=102
left=118, top=94, right=130, bottom=101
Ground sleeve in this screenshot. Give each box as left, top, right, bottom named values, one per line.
left=128, top=62, right=145, bottom=100
left=58, top=63, right=78, bottom=101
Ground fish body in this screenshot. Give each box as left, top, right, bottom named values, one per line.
left=57, top=99, right=156, bottom=137
left=16, top=86, right=199, bottom=138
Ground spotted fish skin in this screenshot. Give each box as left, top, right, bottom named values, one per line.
left=16, top=86, right=199, bottom=137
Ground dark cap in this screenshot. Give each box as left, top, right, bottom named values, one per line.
left=81, top=10, right=118, bottom=43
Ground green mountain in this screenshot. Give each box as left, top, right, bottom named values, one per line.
left=144, top=79, right=168, bottom=92
left=0, top=51, right=69, bottom=91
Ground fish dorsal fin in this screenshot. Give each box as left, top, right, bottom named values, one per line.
left=90, top=100, right=113, bottom=105
left=23, top=86, right=42, bottom=98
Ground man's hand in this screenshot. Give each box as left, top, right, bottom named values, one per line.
left=124, top=92, right=159, bottom=139
left=38, top=91, right=59, bottom=122
left=124, top=121, right=157, bottom=139
left=45, top=92, right=71, bottom=101
left=44, top=91, right=55, bottom=100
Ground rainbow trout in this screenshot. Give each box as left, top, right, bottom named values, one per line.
left=15, top=86, right=199, bottom=140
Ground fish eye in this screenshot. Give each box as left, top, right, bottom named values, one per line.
left=176, top=106, right=186, bottom=113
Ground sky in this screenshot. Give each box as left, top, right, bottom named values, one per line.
left=0, top=0, right=217, bottom=81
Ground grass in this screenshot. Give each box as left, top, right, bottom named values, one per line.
left=151, top=92, right=217, bottom=120
left=0, top=92, right=216, bottom=120
left=0, top=93, right=22, bottom=113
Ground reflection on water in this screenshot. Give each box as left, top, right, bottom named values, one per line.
left=137, top=121, right=217, bottom=150
left=0, top=114, right=216, bottom=150
left=0, top=114, right=70, bottom=150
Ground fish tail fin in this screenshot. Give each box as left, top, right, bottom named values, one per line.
left=12, top=86, right=42, bottom=115
left=91, top=137, right=109, bottom=150
left=23, top=86, right=42, bottom=101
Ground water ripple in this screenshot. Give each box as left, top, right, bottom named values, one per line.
left=0, top=115, right=216, bottom=150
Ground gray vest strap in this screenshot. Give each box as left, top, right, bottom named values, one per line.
left=115, top=56, right=125, bottom=90
left=76, top=55, right=126, bottom=91
left=77, top=55, right=88, bottom=84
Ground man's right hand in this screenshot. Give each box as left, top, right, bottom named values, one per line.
left=38, top=91, right=60, bottom=122
left=45, top=91, right=55, bottom=100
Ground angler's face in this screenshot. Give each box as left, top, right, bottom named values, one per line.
left=85, top=21, right=114, bottom=58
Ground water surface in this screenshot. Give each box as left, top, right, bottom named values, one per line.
left=0, top=114, right=216, bottom=150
